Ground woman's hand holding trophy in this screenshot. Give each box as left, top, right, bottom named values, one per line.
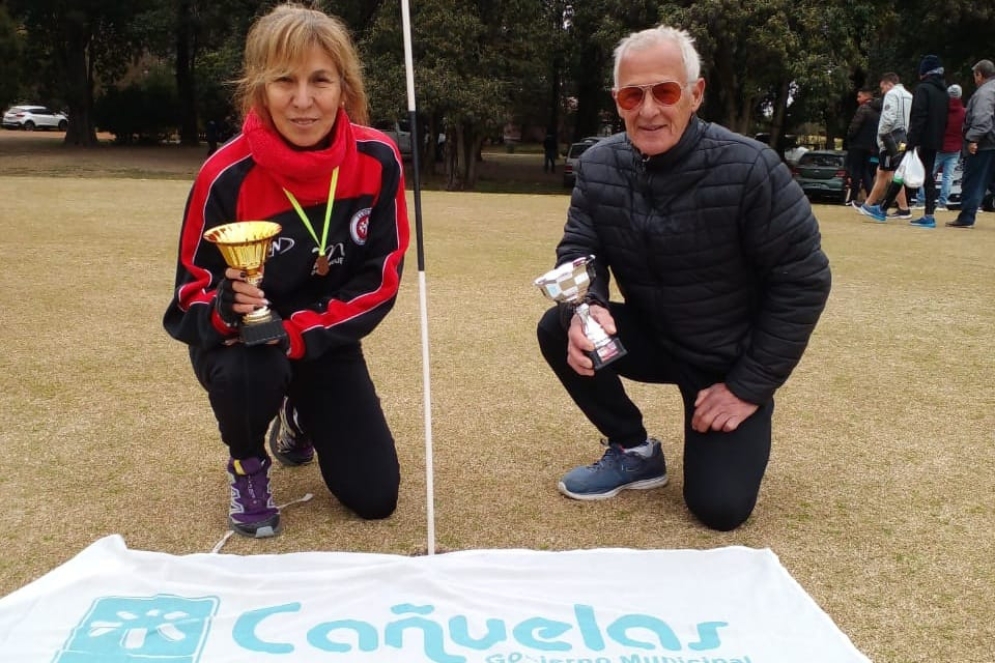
left=204, top=221, right=289, bottom=348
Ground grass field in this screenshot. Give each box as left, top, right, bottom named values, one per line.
left=0, top=131, right=992, bottom=662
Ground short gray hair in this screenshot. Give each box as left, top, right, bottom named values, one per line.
left=972, top=59, right=995, bottom=79
left=613, top=25, right=701, bottom=88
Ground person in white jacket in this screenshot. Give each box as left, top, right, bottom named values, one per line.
left=857, top=72, right=913, bottom=220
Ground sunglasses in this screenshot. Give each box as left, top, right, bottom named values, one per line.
left=613, top=81, right=685, bottom=111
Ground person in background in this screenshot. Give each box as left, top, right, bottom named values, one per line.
left=845, top=88, right=880, bottom=205
left=543, top=130, right=558, bottom=173
left=900, top=54, right=949, bottom=228
left=947, top=59, right=995, bottom=228
left=915, top=83, right=966, bottom=212
left=782, top=139, right=809, bottom=166
left=163, top=3, right=409, bottom=538
left=535, top=25, right=831, bottom=531
left=205, top=119, right=220, bottom=156
left=857, top=72, right=913, bottom=221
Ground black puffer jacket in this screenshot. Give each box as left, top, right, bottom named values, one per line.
left=907, top=74, right=949, bottom=150
left=557, top=117, right=831, bottom=404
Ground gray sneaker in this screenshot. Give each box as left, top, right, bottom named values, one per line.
left=558, top=439, right=668, bottom=500
left=268, top=398, right=315, bottom=467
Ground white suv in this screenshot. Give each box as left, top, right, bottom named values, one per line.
left=2, top=105, right=69, bottom=131
left=563, top=137, right=603, bottom=188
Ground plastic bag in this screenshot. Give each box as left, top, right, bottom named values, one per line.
left=896, top=149, right=925, bottom=188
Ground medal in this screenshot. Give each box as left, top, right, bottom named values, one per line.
left=284, top=167, right=340, bottom=278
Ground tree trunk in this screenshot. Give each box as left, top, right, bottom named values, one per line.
left=465, top=134, right=483, bottom=189
left=711, top=43, right=739, bottom=131
left=736, top=97, right=754, bottom=136
left=547, top=57, right=561, bottom=137
left=423, top=113, right=442, bottom=178
left=176, top=0, right=199, bottom=146
left=767, top=80, right=791, bottom=151
left=446, top=124, right=466, bottom=191
left=572, top=44, right=606, bottom=141
left=61, top=13, right=97, bottom=147
left=445, top=122, right=485, bottom=190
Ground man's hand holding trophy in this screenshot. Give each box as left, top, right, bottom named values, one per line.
left=534, top=255, right=627, bottom=370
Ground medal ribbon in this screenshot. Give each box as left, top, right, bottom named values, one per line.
left=283, top=167, right=340, bottom=263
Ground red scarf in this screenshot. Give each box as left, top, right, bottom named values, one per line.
left=242, top=107, right=356, bottom=201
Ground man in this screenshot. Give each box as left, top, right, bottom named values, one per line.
left=914, top=84, right=966, bottom=212
left=948, top=59, right=995, bottom=228
left=871, top=55, right=948, bottom=228
left=543, top=131, right=558, bottom=173
left=846, top=88, right=881, bottom=204
left=535, top=26, right=831, bottom=531
left=858, top=72, right=913, bottom=221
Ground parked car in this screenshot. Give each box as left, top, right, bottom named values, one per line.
left=562, top=137, right=603, bottom=188
left=372, top=118, right=412, bottom=156
left=754, top=132, right=809, bottom=164
left=2, top=105, right=68, bottom=131
left=791, top=149, right=848, bottom=204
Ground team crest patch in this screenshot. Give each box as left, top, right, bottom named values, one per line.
left=350, top=208, right=372, bottom=245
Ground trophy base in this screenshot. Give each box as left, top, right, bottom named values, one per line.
left=240, top=319, right=287, bottom=347
left=588, top=337, right=627, bottom=370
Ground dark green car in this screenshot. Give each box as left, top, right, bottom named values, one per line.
left=791, top=149, right=848, bottom=204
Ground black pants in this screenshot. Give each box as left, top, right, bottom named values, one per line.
left=847, top=148, right=875, bottom=202
left=537, top=304, right=772, bottom=531
left=189, top=342, right=400, bottom=519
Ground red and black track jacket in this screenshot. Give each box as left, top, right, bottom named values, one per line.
left=163, top=109, right=409, bottom=360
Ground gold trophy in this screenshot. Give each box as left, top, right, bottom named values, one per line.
left=203, top=221, right=285, bottom=346
left=534, top=255, right=627, bottom=370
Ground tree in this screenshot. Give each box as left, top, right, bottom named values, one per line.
left=559, top=0, right=662, bottom=141
left=648, top=0, right=887, bottom=152
left=0, top=5, right=25, bottom=110
left=362, top=0, right=549, bottom=190
left=7, top=0, right=152, bottom=146
left=126, top=0, right=259, bottom=146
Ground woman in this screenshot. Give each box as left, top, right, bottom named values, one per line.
left=163, top=3, right=409, bottom=538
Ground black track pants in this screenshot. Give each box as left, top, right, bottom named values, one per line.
left=537, top=304, right=772, bottom=531
left=190, top=342, right=399, bottom=519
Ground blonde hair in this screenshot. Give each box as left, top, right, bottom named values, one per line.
left=235, top=3, right=369, bottom=126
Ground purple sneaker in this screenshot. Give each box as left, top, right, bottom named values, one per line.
left=267, top=398, right=315, bottom=467
left=227, top=456, right=280, bottom=538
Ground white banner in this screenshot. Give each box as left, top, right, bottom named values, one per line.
left=0, top=535, right=870, bottom=663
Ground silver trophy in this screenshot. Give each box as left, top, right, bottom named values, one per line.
left=534, top=255, right=627, bottom=369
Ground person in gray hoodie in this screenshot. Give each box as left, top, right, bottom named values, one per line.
left=856, top=72, right=913, bottom=221
left=948, top=59, right=995, bottom=228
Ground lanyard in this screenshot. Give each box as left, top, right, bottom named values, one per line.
left=283, top=167, right=340, bottom=259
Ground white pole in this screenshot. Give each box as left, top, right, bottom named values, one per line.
left=399, top=0, right=435, bottom=556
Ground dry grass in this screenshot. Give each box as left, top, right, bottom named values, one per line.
left=0, top=133, right=993, bottom=663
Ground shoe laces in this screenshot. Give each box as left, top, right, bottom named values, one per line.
left=589, top=442, right=629, bottom=469
left=232, top=465, right=272, bottom=511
